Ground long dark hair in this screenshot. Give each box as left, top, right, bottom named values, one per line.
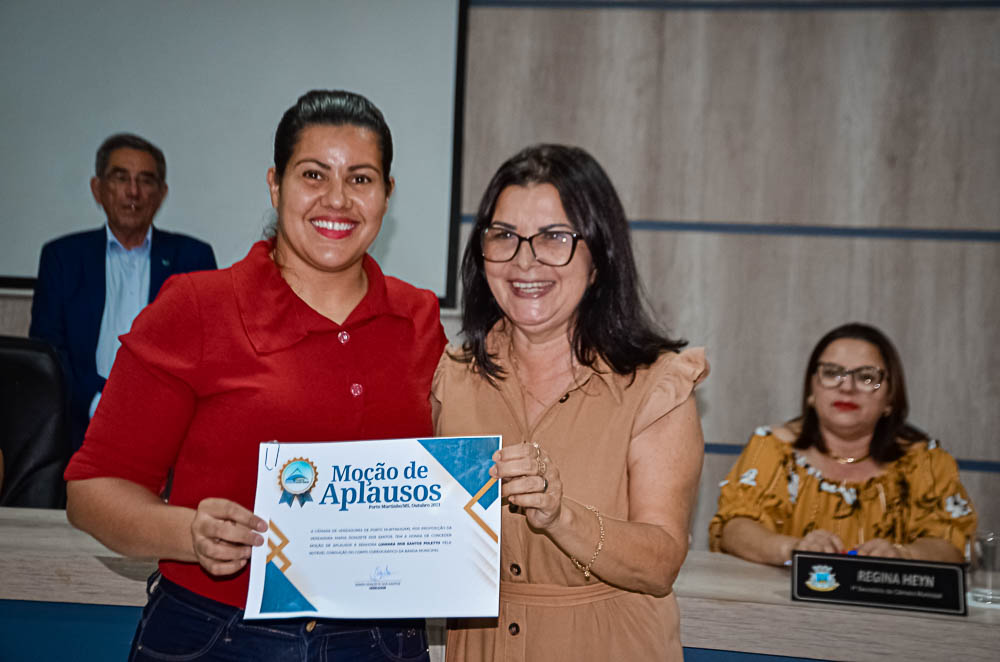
left=793, top=323, right=926, bottom=463
left=273, top=89, right=393, bottom=186
left=458, top=144, right=684, bottom=381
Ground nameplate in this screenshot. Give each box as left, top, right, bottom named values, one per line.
left=791, top=551, right=966, bottom=616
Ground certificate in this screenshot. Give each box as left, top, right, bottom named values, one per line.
left=245, top=436, right=502, bottom=620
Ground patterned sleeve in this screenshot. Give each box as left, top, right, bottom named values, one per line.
left=708, top=431, right=794, bottom=552
left=904, top=442, right=978, bottom=552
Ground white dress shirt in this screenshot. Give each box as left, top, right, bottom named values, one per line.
left=90, top=225, right=152, bottom=417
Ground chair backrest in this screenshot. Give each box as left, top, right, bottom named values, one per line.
left=0, top=335, right=71, bottom=508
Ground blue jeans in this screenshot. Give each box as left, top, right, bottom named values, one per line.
left=128, top=574, right=429, bottom=662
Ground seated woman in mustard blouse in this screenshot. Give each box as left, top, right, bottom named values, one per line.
left=710, top=323, right=976, bottom=565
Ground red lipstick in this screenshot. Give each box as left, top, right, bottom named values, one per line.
left=833, top=401, right=859, bottom=411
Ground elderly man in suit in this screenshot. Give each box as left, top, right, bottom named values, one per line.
left=30, top=133, right=217, bottom=451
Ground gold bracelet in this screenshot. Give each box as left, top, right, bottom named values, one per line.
left=570, top=505, right=605, bottom=579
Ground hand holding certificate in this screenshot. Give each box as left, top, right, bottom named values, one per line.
left=245, top=436, right=502, bottom=620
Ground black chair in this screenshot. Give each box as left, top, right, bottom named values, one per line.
left=0, top=335, right=71, bottom=508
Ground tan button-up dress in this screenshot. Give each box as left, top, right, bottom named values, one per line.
left=432, top=327, right=708, bottom=662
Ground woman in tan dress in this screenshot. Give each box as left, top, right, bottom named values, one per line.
left=433, top=144, right=708, bottom=661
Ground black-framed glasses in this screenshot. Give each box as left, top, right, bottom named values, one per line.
left=480, top=225, right=581, bottom=267
left=816, top=362, right=885, bottom=393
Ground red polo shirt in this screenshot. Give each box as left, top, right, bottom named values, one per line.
left=66, top=240, right=446, bottom=607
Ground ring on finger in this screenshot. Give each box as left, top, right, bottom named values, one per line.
left=541, top=477, right=549, bottom=493
left=537, top=458, right=547, bottom=476
left=532, top=442, right=541, bottom=459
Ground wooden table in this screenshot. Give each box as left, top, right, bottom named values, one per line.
left=675, top=550, right=998, bottom=660
left=1, top=507, right=997, bottom=660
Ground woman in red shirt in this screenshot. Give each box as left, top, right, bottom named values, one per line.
left=65, top=90, right=446, bottom=661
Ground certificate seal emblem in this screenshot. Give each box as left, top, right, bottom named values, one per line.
left=805, top=564, right=839, bottom=592
left=278, top=458, right=318, bottom=507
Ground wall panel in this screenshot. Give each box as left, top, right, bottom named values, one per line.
left=0, top=295, right=30, bottom=337
left=461, top=4, right=1000, bottom=479
left=464, top=7, right=1000, bottom=230
left=633, top=230, right=1000, bottom=459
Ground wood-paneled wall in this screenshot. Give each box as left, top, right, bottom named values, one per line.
left=0, top=294, right=30, bottom=337
left=461, top=4, right=1000, bottom=453
left=460, top=3, right=999, bottom=529
left=463, top=6, right=1000, bottom=230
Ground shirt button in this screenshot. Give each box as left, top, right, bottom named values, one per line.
left=338, top=331, right=350, bottom=344
left=350, top=383, right=363, bottom=397
left=558, top=393, right=570, bottom=403
left=510, top=563, right=521, bottom=576
left=305, top=620, right=316, bottom=632
left=508, top=622, right=520, bottom=636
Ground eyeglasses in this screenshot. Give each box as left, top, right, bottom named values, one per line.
left=480, top=225, right=581, bottom=267
left=815, top=362, right=885, bottom=393
left=103, top=170, right=162, bottom=192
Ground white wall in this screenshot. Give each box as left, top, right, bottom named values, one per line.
left=0, top=0, right=459, bottom=296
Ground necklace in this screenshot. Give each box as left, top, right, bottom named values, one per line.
left=509, top=346, right=551, bottom=408
left=827, top=450, right=871, bottom=465
left=508, top=340, right=573, bottom=410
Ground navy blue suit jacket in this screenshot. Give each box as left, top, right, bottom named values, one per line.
left=29, top=226, right=217, bottom=450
